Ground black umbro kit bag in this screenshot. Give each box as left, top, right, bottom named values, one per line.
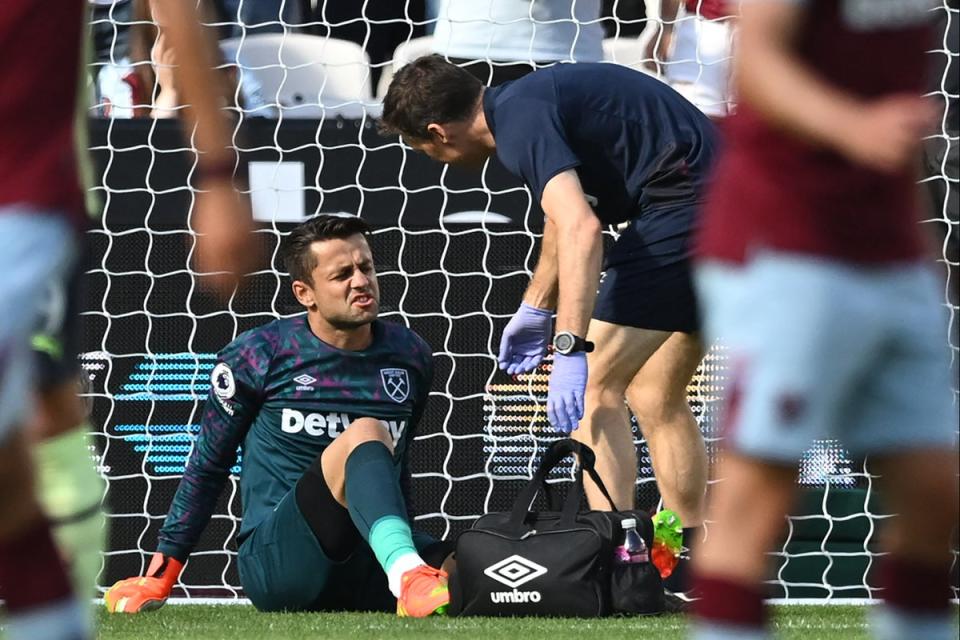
left=448, top=439, right=665, bottom=617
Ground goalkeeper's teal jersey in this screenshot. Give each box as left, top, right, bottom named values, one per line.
left=156, top=316, right=434, bottom=561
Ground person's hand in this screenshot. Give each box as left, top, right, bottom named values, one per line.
left=836, top=95, right=937, bottom=174
left=104, top=552, right=184, bottom=613
left=192, top=177, right=259, bottom=299
left=498, top=303, right=554, bottom=375
left=547, top=352, right=588, bottom=434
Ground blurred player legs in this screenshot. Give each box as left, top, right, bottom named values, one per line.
left=693, top=256, right=958, bottom=639
left=691, top=0, right=954, bottom=635
left=30, top=255, right=107, bottom=621
left=0, top=210, right=88, bottom=640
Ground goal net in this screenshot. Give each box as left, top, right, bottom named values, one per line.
left=83, top=1, right=959, bottom=601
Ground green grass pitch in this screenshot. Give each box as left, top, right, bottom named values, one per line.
left=94, top=605, right=920, bottom=640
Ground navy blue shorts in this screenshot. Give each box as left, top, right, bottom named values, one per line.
left=593, top=206, right=699, bottom=333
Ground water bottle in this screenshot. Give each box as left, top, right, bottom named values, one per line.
left=613, top=518, right=649, bottom=564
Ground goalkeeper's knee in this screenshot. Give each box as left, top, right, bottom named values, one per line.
left=35, top=425, right=107, bottom=598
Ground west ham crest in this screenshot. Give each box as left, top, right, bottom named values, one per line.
left=380, top=368, right=410, bottom=403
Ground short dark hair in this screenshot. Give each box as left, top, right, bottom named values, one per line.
left=282, top=215, right=371, bottom=285
left=379, top=55, right=484, bottom=140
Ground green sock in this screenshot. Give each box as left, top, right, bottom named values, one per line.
left=344, top=441, right=419, bottom=574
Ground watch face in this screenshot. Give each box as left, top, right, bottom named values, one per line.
left=554, top=333, right=575, bottom=353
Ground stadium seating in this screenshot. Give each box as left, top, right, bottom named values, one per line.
left=376, top=35, right=436, bottom=99
left=220, top=33, right=379, bottom=118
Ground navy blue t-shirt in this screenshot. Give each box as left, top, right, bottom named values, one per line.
left=483, top=63, right=718, bottom=225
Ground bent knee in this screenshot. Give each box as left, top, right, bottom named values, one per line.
left=627, top=385, right=690, bottom=426
left=342, top=417, right=393, bottom=451
left=585, top=367, right=631, bottom=398
left=584, top=381, right=628, bottom=410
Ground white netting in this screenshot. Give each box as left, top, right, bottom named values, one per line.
left=84, top=1, right=958, bottom=601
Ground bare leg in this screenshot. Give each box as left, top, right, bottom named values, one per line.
left=30, top=379, right=106, bottom=601
left=694, top=455, right=797, bottom=582
left=625, top=331, right=707, bottom=527
left=573, top=320, right=670, bottom=510
left=872, top=449, right=958, bottom=565
left=691, top=454, right=796, bottom=637
left=868, top=449, right=959, bottom=640
left=28, top=377, right=87, bottom=442
left=0, top=431, right=42, bottom=540
left=0, top=430, right=86, bottom=640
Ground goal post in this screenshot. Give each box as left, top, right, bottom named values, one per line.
left=83, top=1, right=959, bottom=601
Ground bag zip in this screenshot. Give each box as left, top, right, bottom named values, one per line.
left=464, top=525, right=601, bottom=544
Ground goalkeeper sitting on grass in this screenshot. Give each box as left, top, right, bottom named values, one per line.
left=106, top=215, right=451, bottom=617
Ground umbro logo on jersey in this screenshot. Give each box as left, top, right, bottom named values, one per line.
left=293, top=374, right=317, bottom=391
left=380, top=368, right=409, bottom=403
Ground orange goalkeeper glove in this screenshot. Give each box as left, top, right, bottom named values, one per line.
left=104, top=552, right=183, bottom=613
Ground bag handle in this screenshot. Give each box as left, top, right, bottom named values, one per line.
left=508, top=439, right=619, bottom=530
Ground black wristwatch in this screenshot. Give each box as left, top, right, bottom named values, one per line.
left=553, top=331, right=595, bottom=355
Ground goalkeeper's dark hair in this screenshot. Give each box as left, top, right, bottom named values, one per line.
left=379, top=54, right=484, bottom=141
left=282, top=215, right=372, bottom=285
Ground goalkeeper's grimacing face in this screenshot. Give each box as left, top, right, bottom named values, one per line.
left=292, top=234, right=380, bottom=330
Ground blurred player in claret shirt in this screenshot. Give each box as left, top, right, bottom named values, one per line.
left=692, top=1, right=958, bottom=639
left=0, top=2, right=255, bottom=638
left=105, top=216, right=452, bottom=618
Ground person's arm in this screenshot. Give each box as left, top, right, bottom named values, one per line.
left=154, top=393, right=255, bottom=562
left=540, top=170, right=603, bottom=338
left=495, top=98, right=585, bottom=375
left=737, top=0, right=935, bottom=173
left=104, top=334, right=269, bottom=613
left=523, top=218, right=560, bottom=310
left=150, top=0, right=258, bottom=295
left=150, top=0, right=233, bottom=168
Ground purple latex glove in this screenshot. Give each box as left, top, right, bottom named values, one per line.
left=547, top=352, right=587, bottom=434
left=498, top=302, right=553, bottom=375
